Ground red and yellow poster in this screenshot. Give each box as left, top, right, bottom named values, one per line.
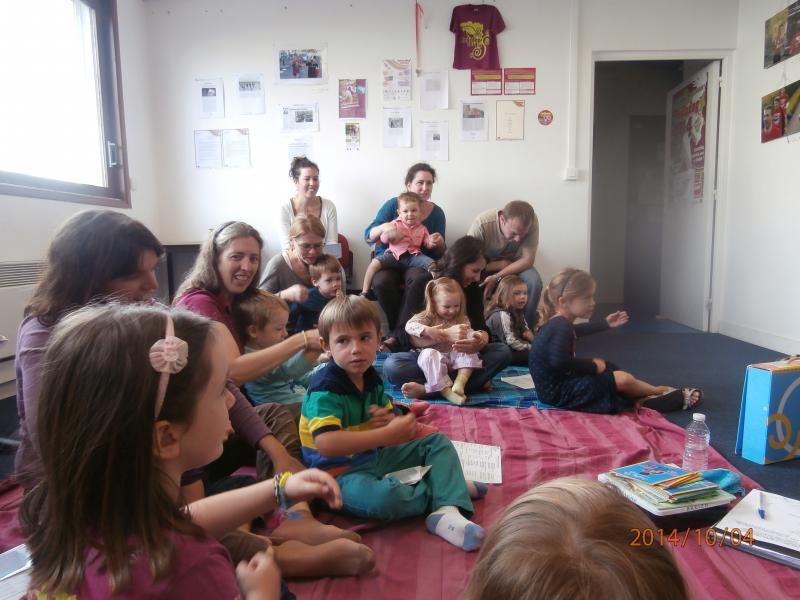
left=503, top=68, right=536, bottom=95
left=470, top=69, right=502, bottom=95
left=669, top=74, right=707, bottom=203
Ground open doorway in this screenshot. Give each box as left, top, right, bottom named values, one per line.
left=590, top=59, right=719, bottom=330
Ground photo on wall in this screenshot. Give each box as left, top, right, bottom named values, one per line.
left=761, top=79, right=800, bottom=143
left=277, top=45, right=327, bottom=83
left=764, top=1, right=800, bottom=68
left=338, top=79, right=367, bottom=119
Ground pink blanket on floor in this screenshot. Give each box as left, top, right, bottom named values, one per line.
left=2, top=407, right=798, bottom=598
left=288, top=406, right=800, bottom=600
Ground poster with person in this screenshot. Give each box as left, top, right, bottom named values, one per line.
left=761, top=79, right=800, bottom=143
left=764, top=1, right=800, bottom=68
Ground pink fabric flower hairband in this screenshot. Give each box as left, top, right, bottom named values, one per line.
left=149, top=314, right=189, bottom=418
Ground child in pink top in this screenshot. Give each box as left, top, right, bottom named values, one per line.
left=361, top=192, right=435, bottom=297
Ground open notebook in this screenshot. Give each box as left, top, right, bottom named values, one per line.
left=714, top=490, right=800, bottom=570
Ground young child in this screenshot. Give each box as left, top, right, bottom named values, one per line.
left=293, top=253, right=343, bottom=332
left=529, top=268, right=701, bottom=414
left=300, top=295, right=487, bottom=551
left=404, top=278, right=483, bottom=405
left=20, top=303, right=342, bottom=599
left=361, top=192, right=435, bottom=297
left=484, top=275, right=533, bottom=366
left=465, top=478, right=688, bottom=600
left=236, top=290, right=321, bottom=419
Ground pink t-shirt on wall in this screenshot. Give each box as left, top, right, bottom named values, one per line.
left=450, top=4, right=505, bottom=70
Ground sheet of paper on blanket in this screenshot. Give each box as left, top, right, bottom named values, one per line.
left=384, top=465, right=432, bottom=485
left=451, top=441, right=502, bottom=484
left=500, top=373, right=535, bottom=389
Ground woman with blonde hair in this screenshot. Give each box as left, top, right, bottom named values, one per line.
left=466, top=478, right=688, bottom=600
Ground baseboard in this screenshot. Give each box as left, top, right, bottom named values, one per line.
left=717, top=321, right=799, bottom=355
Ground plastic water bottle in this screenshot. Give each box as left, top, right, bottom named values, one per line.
left=682, top=413, right=710, bottom=471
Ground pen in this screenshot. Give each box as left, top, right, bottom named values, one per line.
left=758, top=491, right=766, bottom=520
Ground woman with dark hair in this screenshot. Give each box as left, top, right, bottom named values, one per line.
left=278, top=156, right=338, bottom=250
left=382, top=236, right=512, bottom=398
left=363, top=162, right=446, bottom=351
left=15, top=210, right=164, bottom=484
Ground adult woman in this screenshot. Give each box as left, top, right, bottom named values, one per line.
left=261, top=214, right=333, bottom=305
left=363, top=163, right=446, bottom=351
left=15, top=210, right=163, bottom=486
left=175, top=221, right=373, bottom=577
left=383, top=236, right=512, bottom=397
left=278, top=156, right=338, bottom=251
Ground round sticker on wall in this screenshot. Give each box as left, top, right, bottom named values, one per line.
left=538, top=110, right=554, bottom=126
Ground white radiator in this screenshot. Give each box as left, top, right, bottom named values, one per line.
left=0, top=262, right=44, bottom=398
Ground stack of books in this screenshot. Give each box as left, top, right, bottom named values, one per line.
left=598, top=461, right=735, bottom=516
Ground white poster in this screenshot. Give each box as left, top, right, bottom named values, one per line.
left=195, top=78, right=224, bottom=119
left=382, top=107, right=412, bottom=148
left=236, top=74, right=265, bottom=115
left=222, top=128, right=251, bottom=168
left=194, top=130, right=222, bottom=168
left=287, top=136, right=315, bottom=163
left=420, top=120, right=448, bottom=161
left=345, top=122, right=361, bottom=151
left=382, top=59, right=412, bottom=102
left=496, top=100, right=525, bottom=141
left=460, top=101, right=488, bottom=142
left=419, top=70, right=448, bottom=110
left=281, top=103, right=319, bottom=132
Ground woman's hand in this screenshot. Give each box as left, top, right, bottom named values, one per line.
left=423, top=324, right=449, bottom=344
left=281, top=284, right=309, bottom=304
left=452, top=332, right=485, bottom=354
left=606, top=311, right=629, bottom=328
left=284, top=468, right=343, bottom=509
left=480, top=274, right=501, bottom=299
left=236, top=548, right=281, bottom=600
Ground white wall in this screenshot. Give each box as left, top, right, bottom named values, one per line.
left=716, top=2, right=800, bottom=353
left=0, top=0, right=160, bottom=261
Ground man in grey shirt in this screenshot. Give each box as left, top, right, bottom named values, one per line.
left=467, top=200, right=542, bottom=326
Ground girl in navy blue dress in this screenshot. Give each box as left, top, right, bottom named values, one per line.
left=529, top=269, right=696, bottom=414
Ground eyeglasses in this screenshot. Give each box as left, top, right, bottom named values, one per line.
left=297, top=243, right=324, bottom=251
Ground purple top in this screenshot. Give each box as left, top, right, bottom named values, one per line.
left=26, top=531, right=240, bottom=599
left=175, top=288, right=271, bottom=449
left=14, top=315, right=53, bottom=480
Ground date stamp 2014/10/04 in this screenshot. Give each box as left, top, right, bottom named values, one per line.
left=630, top=528, right=755, bottom=548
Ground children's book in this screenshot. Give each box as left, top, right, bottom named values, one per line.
left=608, top=461, right=719, bottom=502
left=598, top=472, right=735, bottom=517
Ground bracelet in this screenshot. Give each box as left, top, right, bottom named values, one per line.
left=274, top=471, right=293, bottom=510
left=302, top=330, right=309, bottom=351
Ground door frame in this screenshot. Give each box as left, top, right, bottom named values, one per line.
left=587, top=50, right=733, bottom=333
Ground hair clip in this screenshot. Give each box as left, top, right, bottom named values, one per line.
left=150, top=315, right=188, bottom=418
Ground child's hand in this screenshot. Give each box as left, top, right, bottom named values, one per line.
left=282, top=284, right=309, bottom=305
left=284, top=468, right=343, bottom=509
left=593, top=358, right=607, bottom=373
left=606, top=311, right=629, bottom=328
left=304, top=328, right=322, bottom=351
left=424, top=324, right=449, bottom=343
left=368, top=405, right=395, bottom=428
left=428, top=232, right=444, bottom=249
left=385, top=413, right=418, bottom=446
left=381, top=222, right=401, bottom=243
left=522, top=329, right=534, bottom=342
left=443, top=323, right=470, bottom=342
left=236, top=547, right=281, bottom=600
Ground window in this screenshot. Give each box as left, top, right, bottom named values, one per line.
left=0, top=0, right=129, bottom=206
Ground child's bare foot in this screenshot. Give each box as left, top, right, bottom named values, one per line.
left=466, top=480, right=489, bottom=499
left=275, top=538, right=375, bottom=578
left=401, top=382, right=427, bottom=398
left=442, top=386, right=466, bottom=405
left=272, top=509, right=362, bottom=545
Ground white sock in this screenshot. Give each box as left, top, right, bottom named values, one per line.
left=425, top=505, right=484, bottom=551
